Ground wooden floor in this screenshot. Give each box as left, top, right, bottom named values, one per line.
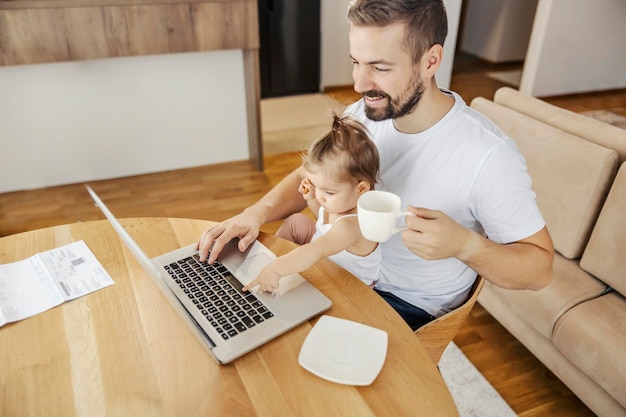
left=3, top=52, right=625, bottom=416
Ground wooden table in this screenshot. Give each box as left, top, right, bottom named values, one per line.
left=0, top=218, right=459, bottom=417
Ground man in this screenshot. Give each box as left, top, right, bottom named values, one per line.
left=197, top=0, right=554, bottom=330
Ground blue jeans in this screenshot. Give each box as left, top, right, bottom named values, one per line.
left=374, top=289, right=436, bottom=331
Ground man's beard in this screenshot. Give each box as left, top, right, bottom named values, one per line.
left=363, top=75, right=425, bottom=121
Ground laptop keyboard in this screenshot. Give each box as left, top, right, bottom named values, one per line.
left=164, top=254, right=274, bottom=340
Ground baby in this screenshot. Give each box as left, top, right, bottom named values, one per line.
left=243, top=112, right=380, bottom=293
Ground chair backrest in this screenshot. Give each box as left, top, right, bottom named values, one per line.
left=414, top=275, right=485, bottom=364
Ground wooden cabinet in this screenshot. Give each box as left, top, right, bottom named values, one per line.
left=0, top=0, right=263, bottom=169
left=0, top=0, right=258, bottom=65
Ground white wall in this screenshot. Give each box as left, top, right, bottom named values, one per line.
left=320, top=0, right=353, bottom=88
left=0, top=50, right=249, bottom=193
left=460, top=0, right=538, bottom=63
left=439, top=0, right=463, bottom=89
left=521, top=0, right=626, bottom=97
left=320, top=0, right=462, bottom=90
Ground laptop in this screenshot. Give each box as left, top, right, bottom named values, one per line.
left=86, top=185, right=332, bottom=364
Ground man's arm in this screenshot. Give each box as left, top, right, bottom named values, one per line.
left=402, top=206, right=554, bottom=290
left=459, top=226, right=553, bottom=290
left=196, top=166, right=308, bottom=263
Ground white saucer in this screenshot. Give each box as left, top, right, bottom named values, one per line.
left=298, top=315, right=388, bottom=386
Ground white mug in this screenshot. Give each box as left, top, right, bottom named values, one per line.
left=357, top=190, right=410, bottom=242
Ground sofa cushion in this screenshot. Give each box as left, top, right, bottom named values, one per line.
left=553, top=292, right=626, bottom=408
left=494, top=86, right=626, bottom=164
left=482, top=254, right=607, bottom=339
left=580, top=162, right=626, bottom=295
left=470, top=97, right=619, bottom=259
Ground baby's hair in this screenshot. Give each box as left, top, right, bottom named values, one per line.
left=303, top=112, right=379, bottom=188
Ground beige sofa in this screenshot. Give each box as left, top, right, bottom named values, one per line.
left=470, top=87, right=626, bottom=417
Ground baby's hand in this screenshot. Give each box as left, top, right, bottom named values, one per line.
left=298, top=178, right=315, bottom=201
left=242, top=266, right=281, bottom=293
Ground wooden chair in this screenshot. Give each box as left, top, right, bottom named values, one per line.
left=414, top=275, right=485, bottom=364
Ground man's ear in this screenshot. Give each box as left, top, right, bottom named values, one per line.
left=423, top=44, right=443, bottom=78
left=357, top=181, right=371, bottom=194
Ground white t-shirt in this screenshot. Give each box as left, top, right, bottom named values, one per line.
left=345, top=90, right=545, bottom=316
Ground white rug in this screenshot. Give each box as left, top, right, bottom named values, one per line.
left=486, top=69, right=522, bottom=87
left=581, top=109, right=626, bottom=130
left=440, top=342, right=518, bottom=417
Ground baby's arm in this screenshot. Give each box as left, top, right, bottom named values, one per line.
left=242, top=219, right=361, bottom=293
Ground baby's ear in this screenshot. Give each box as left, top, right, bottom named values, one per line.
left=357, top=181, right=371, bottom=194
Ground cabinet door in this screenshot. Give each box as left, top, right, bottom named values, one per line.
left=258, top=0, right=320, bottom=98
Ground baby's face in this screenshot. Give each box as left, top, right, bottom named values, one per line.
left=305, top=168, right=362, bottom=215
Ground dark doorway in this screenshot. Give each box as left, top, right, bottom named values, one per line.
left=258, top=0, right=321, bottom=98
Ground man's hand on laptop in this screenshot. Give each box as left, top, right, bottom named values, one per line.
left=196, top=212, right=262, bottom=263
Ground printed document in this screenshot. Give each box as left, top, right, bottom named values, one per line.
left=0, top=240, right=114, bottom=327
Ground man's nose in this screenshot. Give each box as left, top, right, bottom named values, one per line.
left=353, top=67, right=372, bottom=94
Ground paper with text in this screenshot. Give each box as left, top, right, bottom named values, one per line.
left=0, top=240, right=114, bottom=327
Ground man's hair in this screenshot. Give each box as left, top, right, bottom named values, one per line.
left=347, top=0, right=448, bottom=64
left=303, top=113, right=379, bottom=188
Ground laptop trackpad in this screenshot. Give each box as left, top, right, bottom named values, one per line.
left=234, top=252, right=305, bottom=295
left=236, top=252, right=272, bottom=285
